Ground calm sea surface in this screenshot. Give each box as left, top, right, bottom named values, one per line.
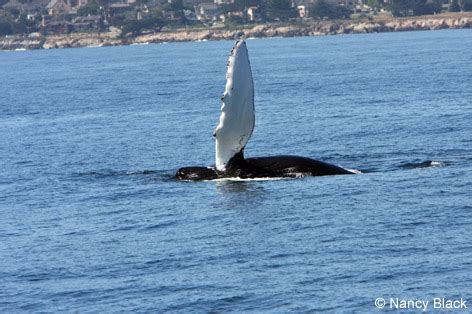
left=1, top=29, right=471, bottom=312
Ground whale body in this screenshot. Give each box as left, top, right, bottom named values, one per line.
left=176, top=40, right=354, bottom=181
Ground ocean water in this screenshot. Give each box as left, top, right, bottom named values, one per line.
left=1, top=29, right=471, bottom=312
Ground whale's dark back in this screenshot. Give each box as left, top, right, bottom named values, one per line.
left=246, top=155, right=353, bottom=176
left=175, top=154, right=353, bottom=181
left=175, top=166, right=218, bottom=181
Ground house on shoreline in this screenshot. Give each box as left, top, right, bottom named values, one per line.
left=46, top=0, right=71, bottom=15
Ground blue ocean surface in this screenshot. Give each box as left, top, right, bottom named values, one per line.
left=1, top=29, right=471, bottom=312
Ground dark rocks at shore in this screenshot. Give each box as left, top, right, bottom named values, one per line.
left=1, top=16, right=471, bottom=51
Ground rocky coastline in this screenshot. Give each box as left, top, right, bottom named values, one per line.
left=1, top=13, right=471, bottom=51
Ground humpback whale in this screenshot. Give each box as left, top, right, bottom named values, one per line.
left=176, top=40, right=354, bottom=181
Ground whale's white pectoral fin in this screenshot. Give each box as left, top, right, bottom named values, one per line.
left=215, top=40, right=255, bottom=170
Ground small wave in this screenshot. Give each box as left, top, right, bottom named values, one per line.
left=72, top=169, right=174, bottom=181
left=142, top=221, right=177, bottom=231
left=399, top=160, right=446, bottom=169
left=78, top=169, right=159, bottom=177
left=346, top=168, right=362, bottom=174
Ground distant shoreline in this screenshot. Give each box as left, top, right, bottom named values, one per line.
left=1, top=12, right=471, bottom=51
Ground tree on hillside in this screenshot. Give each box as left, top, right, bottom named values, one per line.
left=388, top=0, right=410, bottom=16
left=5, top=7, right=20, bottom=17
left=309, top=0, right=352, bottom=19
left=367, top=0, right=380, bottom=9
left=462, top=0, right=472, bottom=11
left=266, top=0, right=296, bottom=21
left=0, top=18, right=13, bottom=35
left=77, top=0, right=100, bottom=16
left=412, top=0, right=442, bottom=15
left=135, top=0, right=149, bottom=6
left=121, top=15, right=163, bottom=37
left=449, top=0, right=461, bottom=12
left=0, top=12, right=37, bottom=35
left=162, top=0, right=184, bottom=11
left=233, top=0, right=250, bottom=11
left=389, top=0, right=442, bottom=17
